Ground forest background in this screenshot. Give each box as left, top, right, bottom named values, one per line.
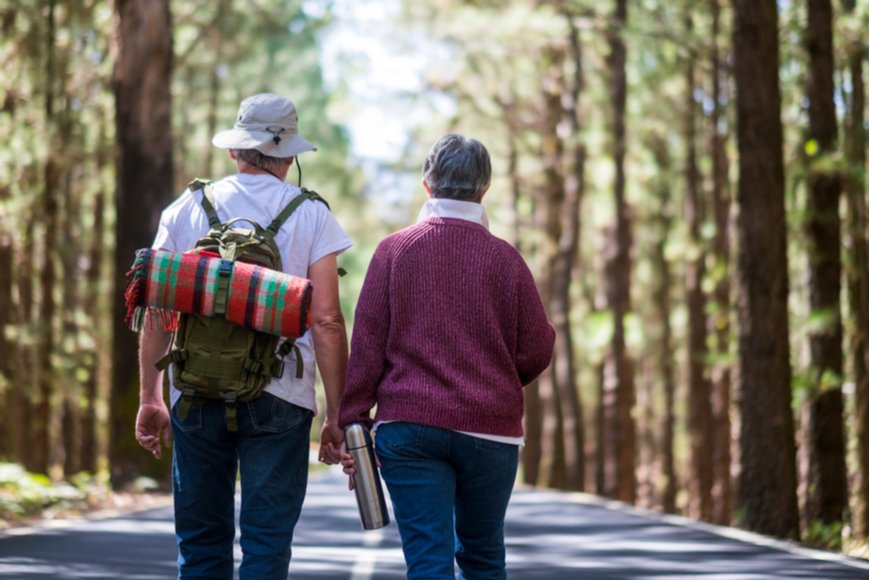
left=0, top=0, right=867, bottom=557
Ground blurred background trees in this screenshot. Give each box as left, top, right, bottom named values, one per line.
left=0, top=0, right=866, bottom=552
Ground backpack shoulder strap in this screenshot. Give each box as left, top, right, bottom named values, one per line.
left=188, top=178, right=221, bottom=229
left=265, top=188, right=330, bottom=238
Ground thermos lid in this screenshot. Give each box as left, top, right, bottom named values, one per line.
left=345, top=423, right=372, bottom=450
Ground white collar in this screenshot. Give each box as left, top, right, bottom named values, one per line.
left=416, top=198, right=489, bottom=230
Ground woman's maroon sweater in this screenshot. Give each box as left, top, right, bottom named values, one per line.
left=339, top=217, right=555, bottom=437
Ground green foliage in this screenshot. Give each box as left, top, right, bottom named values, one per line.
left=804, top=519, right=844, bottom=551
left=0, top=464, right=109, bottom=524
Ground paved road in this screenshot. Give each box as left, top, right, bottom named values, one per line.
left=0, top=468, right=866, bottom=579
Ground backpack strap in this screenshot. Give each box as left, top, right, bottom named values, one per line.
left=275, top=339, right=304, bottom=379
left=188, top=178, right=221, bottom=229
left=264, top=188, right=330, bottom=238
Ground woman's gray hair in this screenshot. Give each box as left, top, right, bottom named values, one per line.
left=422, top=134, right=491, bottom=201
left=232, top=149, right=292, bottom=173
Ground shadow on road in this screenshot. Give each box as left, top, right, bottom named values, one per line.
left=0, top=469, right=867, bottom=579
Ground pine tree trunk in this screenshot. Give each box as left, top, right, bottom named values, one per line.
left=80, top=132, right=109, bottom=473
left=550, top=11, right=586, bottom=492
left=0, top=195, right=11, bottom=460
left=709, top=0, right=733, bottom=527
left=538, top=51, right=566, bottom=488
left=803, top=0, right=847, bottom=528
left=601, top=0, right=635, bottom=504
left=14, top=214, right=35, bottom=470
left=111, top=0, right=174, bottom=487
left=684, top=15, right=713, bottom=521
left=33, top=0, right=60, bottom=476
left=649, top=138, right=678, bottom=514
left=842, top=0, right=868, bottom=540
left=731, top=0, right=800, bottom=540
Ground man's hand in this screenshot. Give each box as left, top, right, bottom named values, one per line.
left=318, top=418, right=344, bottom=465
left=136, top=402, right=171, bottom=460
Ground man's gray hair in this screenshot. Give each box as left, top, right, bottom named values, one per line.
left=422, top=134, right=491, bottom=201
left=232, top=149, right=292, bottom=173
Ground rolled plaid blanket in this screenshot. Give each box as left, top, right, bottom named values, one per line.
left=124, top=248, right=312, bottom=338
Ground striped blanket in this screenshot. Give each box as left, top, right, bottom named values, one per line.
left=124, top=248, right=312, bottom=338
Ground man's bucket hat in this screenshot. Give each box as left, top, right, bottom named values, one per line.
left=212, top=93, right=317, bottom=158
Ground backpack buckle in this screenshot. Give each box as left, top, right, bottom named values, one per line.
left=243, top=358, right=266, bottom=375
left=271, top=360, right=285, bottom=379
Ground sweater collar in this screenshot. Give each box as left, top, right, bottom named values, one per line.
left=416, top=198, right=489, bottom=230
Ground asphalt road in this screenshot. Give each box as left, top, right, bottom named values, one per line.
left=0, top=468, right=867, bottom=579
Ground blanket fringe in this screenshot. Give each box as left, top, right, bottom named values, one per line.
left=123, top=249, right=179, bottom=332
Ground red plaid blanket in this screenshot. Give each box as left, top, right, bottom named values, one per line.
left=124, top=248, right=312, bottom=338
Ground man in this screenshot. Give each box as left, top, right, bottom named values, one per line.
left=135, top=93, right=351, bottom=579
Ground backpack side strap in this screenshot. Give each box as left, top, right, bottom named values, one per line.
left=265, top=188, right=330, bottom=238
left=188, top=178, right=221, bottom=229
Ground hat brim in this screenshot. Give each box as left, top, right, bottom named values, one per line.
left=212, top=129, right=317, bottom=158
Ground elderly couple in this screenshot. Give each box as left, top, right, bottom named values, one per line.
left=135, top=93, right=555, bottom=579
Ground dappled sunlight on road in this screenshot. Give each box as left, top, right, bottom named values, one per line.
left=0, top=470, right=866, bottom=578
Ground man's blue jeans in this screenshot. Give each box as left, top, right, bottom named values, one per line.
left=170, top=394, right=313, bottom=580
left=375, top=422, right=519, bottom=579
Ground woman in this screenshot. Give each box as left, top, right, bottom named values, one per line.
left=339, top=134, right=554, bottom=579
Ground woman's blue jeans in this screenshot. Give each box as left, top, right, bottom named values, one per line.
left=170, top=394, right=313, bottom=580
left=375, top=422, right=519, bottom=579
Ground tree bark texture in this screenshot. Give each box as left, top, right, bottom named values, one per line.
left=14, top=214, right=36, bottom=471
left=708, top=0, right=733, bottom=527
left=0, top=204, right=11, bottom=460
left=731, top=0, right=800, bottom=540
left=649, top=138, right=677, bottom=514
left=602, top=0, right=636, bottom=504
left=80, top=137, right=109, bottom=474
left=842, top=0, right=868, bottom=539
left=537, top=46, right=567, bottom=488
left=34, top=0, right=60, bottom=476
left=684, top=15, right=713, bottom=522
left=111, top=0, right=174, bottom=487
left=803, top=0, right=847, bottom=527
left=550, top=11, right=586, bottom=492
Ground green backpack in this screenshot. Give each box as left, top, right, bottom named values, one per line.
left=155, top=178, right=329, bottom=431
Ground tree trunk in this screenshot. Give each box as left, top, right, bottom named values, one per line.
left=111, top=0, right=174, bottom=487
left=0, top=197, right=11, bottom=460
left=803, top=0, right=847, bottom=528
left=601, top=0, right=635, bottom=504
left=538, top=46, right=566, bottom=488
left=708, top=0, right=733, bottom=527
left=80, top=125, right=110, bottom=474
left=61, top=168, right=82, bottom=477
left=550, top=9, right=586, bottom=492
left=842, top=0, right=868, bottom=540
left=14, top=213, right=35, bottom=470
left=33, top=0, right=60, bottom=476
left=731, top=0, right=800, bottom=540
left=684, top=14, right=713, bottom=522
left=649, top=138, right=677, bottom=514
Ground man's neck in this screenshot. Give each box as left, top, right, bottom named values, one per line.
left=237, top=161, right=285, bottom=181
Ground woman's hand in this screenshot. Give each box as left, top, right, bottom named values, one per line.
left=339, top=442, right=356, bottom=490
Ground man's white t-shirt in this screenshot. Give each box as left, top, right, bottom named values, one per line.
left=151, top=172, right=352, bottom=414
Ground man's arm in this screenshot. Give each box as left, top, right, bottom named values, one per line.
left=135, top=321, right=173, bottom=459
left=308, top=252, right=348, bottom=464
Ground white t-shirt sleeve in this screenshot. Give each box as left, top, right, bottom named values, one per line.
left=151, top=212, right=177, bottom=252
left=309, top=206, right=353, bottom=265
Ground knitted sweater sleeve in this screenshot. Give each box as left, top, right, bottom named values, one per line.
left=515, top=258, right=556, bottom=386
left=338, top=240, right=393, bottom=429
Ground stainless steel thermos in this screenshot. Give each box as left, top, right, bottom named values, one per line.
left=345, top=423, right=390, bottom=530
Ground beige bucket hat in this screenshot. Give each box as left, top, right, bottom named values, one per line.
left=212, top=93, right=317, bottom=158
